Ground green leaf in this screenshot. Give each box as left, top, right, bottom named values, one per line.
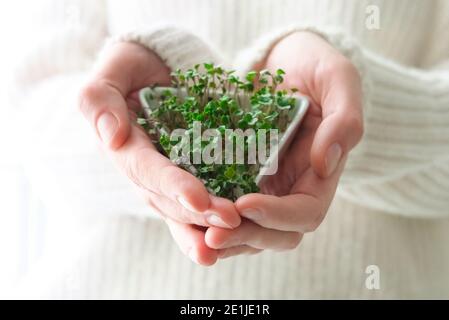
left=277, top=96, right=293, bottom=109
left=204, top=63, right=214, bottom=71
left=224, top=166, right=236, bottom=179
left=276, top=69, right=286, bottom=76
left=245, top=71, right=257, bottom=82
left=221, top=116, right=231, bottom=126
left=238, top=119, right=249, bottom=129
left=248, top=116, right=259, bottom=126
left=160, top=134, right=170, bottom=148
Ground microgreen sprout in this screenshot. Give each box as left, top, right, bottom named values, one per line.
left=138, top=63, right=299, bottom=201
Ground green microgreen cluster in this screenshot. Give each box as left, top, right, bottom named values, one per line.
left=138, top=63, right=298, bottom=201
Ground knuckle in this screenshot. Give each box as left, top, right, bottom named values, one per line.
left=78, top=82, right=99, bottom=115
left=342, top=113, right=365, bottom=142
left=352, top=117, right=365, bottom=142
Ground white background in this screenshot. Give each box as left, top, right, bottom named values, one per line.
left=0, top=1, right=50, bottom=296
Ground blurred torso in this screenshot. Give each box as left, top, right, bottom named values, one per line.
left=107, top=0, right=448, bottom=67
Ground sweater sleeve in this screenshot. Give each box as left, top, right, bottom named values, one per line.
left=235, top=25, right=449, bottom=218
left=102, top=25, right=227, bottom=72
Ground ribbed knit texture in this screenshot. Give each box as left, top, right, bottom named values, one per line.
left=104, top=26, right=226, bottom=72
left=11, top=0, right=449, bottom=299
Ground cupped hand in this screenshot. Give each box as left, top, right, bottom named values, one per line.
left=79, top=42, right=241, bottom=266
left=206, top=31, right=364, bottom=258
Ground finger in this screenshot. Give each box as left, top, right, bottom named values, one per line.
left=114, top=124, right=211, bottom=213
left=311, top=58, right=364, bottom=178
left=258, top=111, right=320, bottom=196
left=208, top=195, right=242, bottom=228
left=238, top=193, right=321, bottom=233
left=118, top=124, right=242, bottom=226
left=217, top=246, right=263, bottom=259
left=165, top=218, right=218, bottom=266
left=79, top=42, right=171, bottom=150
left=79, top=80, right=131, bottom=150
left=145, top=191, right=241, bottom=229
left=237, top=162, right=345, bottom=233
left=206, top=220, right=302, bottom=251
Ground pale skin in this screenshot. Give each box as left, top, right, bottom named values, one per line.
left=79, top=31, right=363, bottom=266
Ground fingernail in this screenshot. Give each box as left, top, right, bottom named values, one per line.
left=97, top=112, right=118, bottom=145
left=206, top=214, right=232, bottom=229
left=177, top=196, right=197, bottom=212
left=325, top=143, right=342, bottom=176
left=241, top=209, right=263, bottom=221
left=188, top=248, right=199, bottom=264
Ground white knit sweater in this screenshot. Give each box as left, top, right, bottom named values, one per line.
left=11, top=0, right=449, bottom=299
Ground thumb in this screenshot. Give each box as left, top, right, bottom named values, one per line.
left=310, top=111, right=363, bottom=178
left=79, top=80, right=131, bottom=150
left=310, top=65, right=364, bottom=178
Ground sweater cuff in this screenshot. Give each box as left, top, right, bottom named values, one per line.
left=234, top=24, right=370, bottom=94
left=101, top=25, right=226, bottom=72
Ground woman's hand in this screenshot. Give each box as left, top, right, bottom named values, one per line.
left=206, top=31, right=364, bottom=258
left=79, top=42, right=241, bottom=266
